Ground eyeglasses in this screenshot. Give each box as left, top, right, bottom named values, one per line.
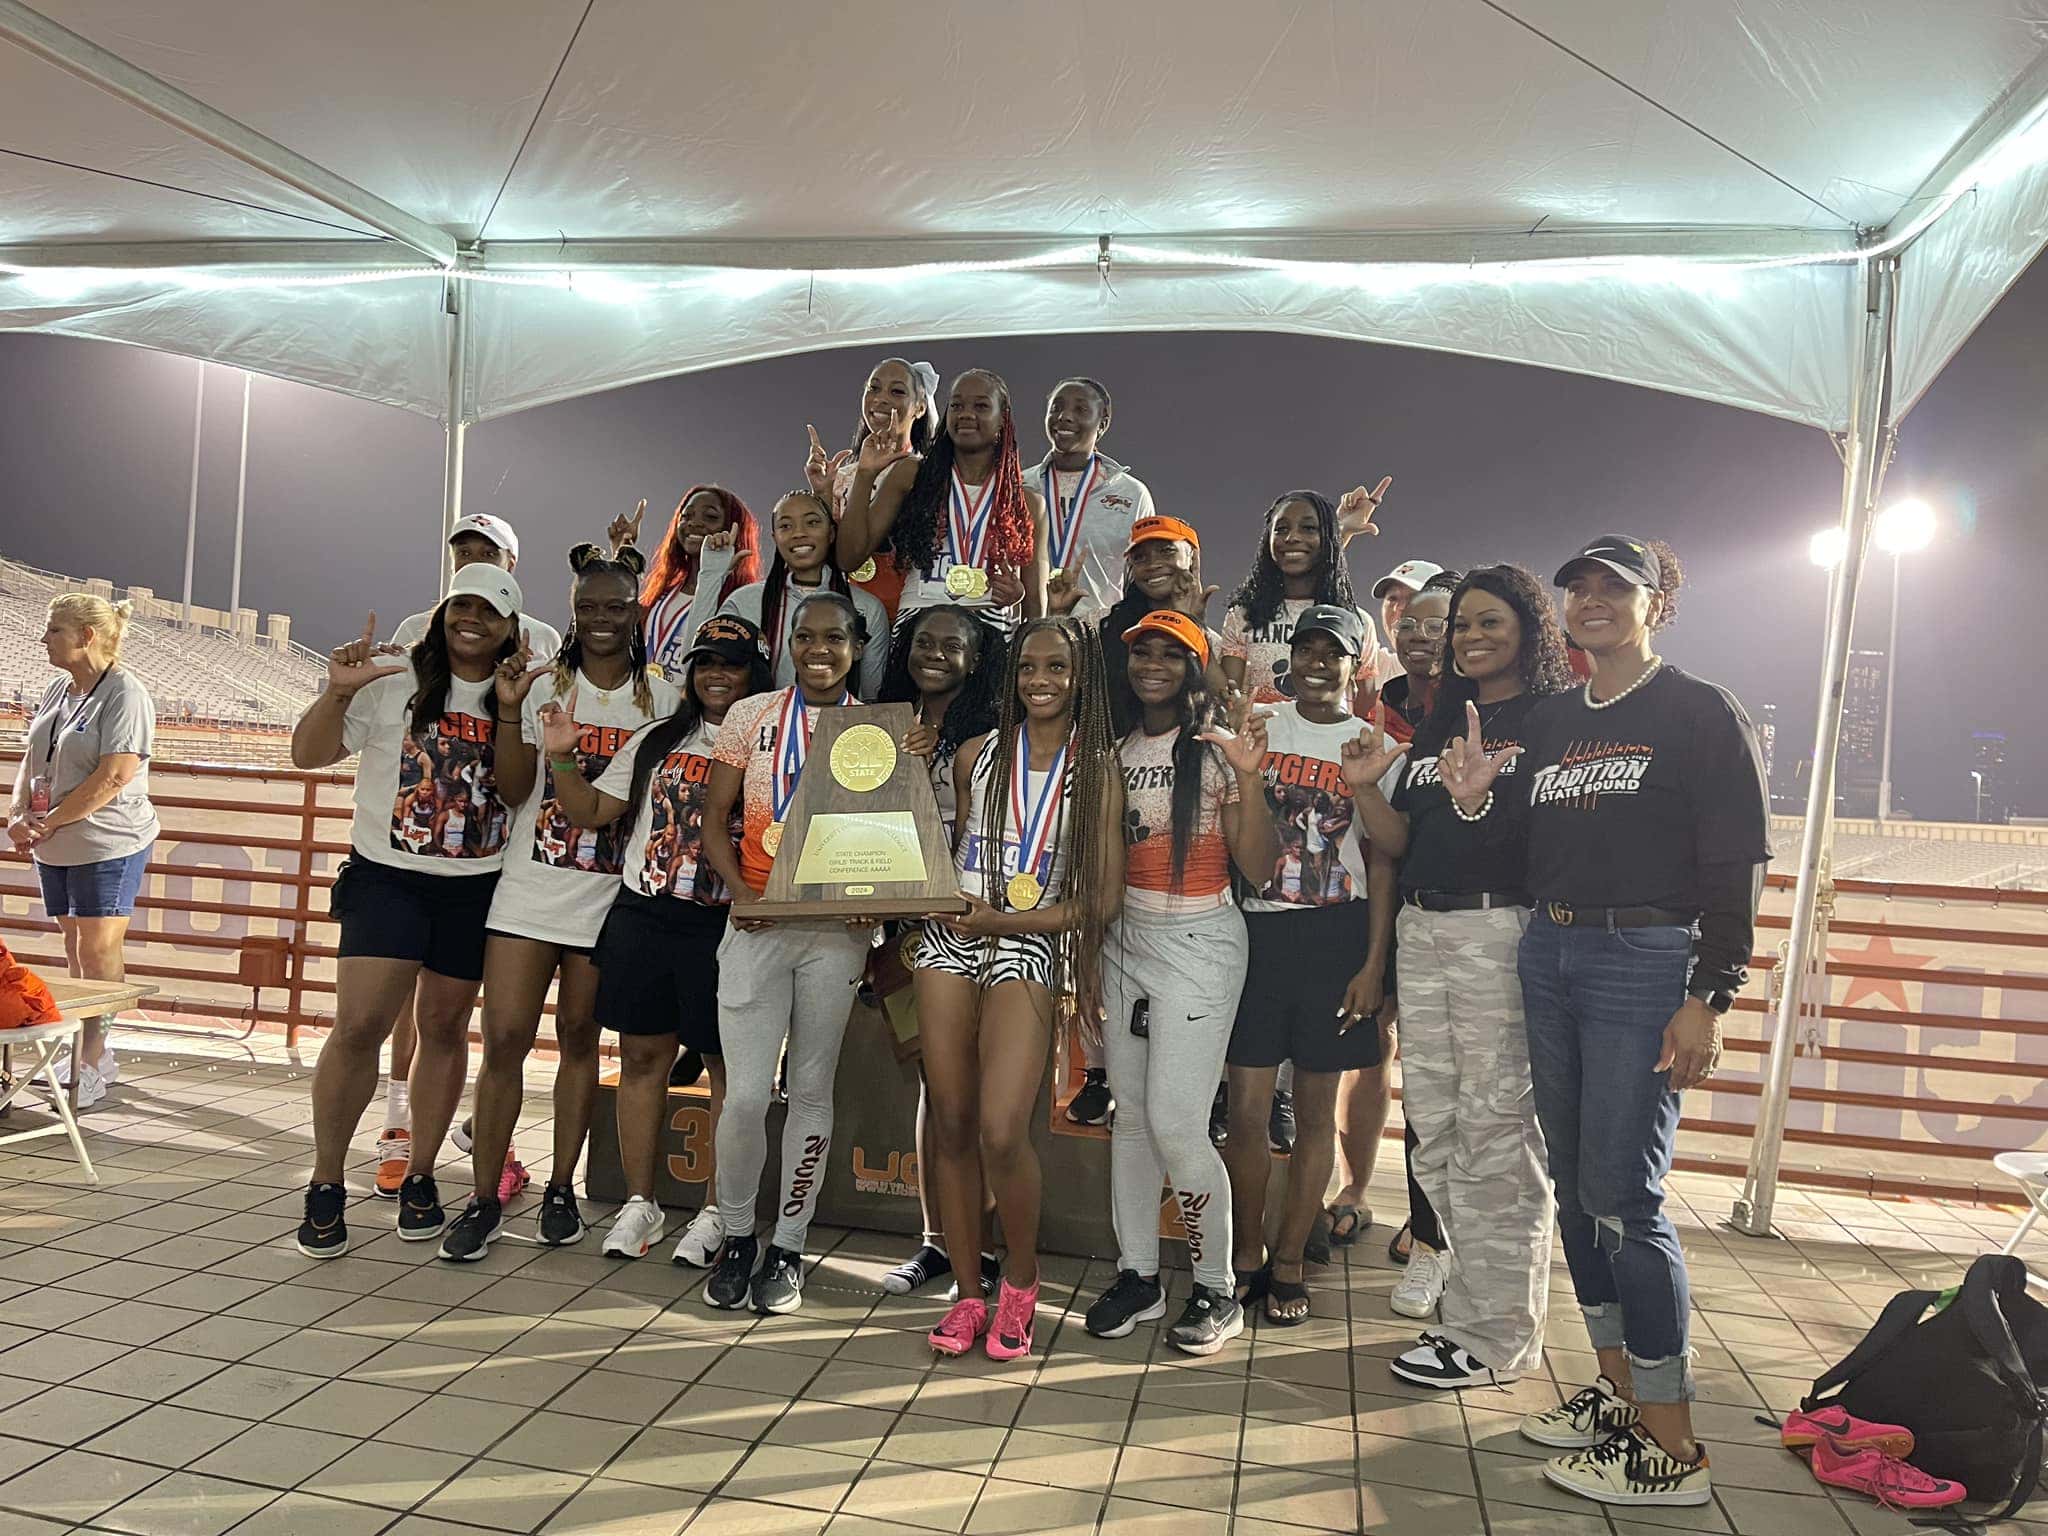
left=1394, top=617, right=1447, bottom=638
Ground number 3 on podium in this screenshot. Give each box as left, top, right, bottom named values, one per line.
left=665, top=1103, right=713, bottom=1186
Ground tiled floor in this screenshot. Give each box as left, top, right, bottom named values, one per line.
left=0, top=1027, right=2043, bottom=1536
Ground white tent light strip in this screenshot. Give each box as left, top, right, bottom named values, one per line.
left=7, top=0, right=2048, bottom=1231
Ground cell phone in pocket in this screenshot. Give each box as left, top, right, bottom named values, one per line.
left=1130, top=998, right=1150, bottom=1038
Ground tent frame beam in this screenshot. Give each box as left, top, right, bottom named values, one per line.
left=0, top=0, right=457, bottom=268
left=1731, top=250, right=1899, bottom=1240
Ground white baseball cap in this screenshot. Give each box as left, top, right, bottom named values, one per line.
left=445, top=563, right=523, bottom=617
left=448, top=513, right=519, bottom=560
left=1372, top=559, right=1445, bottom=600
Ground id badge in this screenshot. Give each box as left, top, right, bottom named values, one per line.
left=28, top=775, right=51, bottom=815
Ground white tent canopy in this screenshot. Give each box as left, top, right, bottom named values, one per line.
left=6, top=0, right=2048, bottom=1235
left=2, top=0, right=2048, bottom=430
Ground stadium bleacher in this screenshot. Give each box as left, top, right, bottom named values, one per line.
left=0, top=554, right=324, bottom=765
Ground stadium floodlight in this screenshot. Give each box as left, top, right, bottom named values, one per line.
left=1876, top=497, right=1937, bottom=554
left=1809, top=527, right=1847, bottom=569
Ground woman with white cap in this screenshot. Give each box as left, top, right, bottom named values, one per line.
left=290, top=564, right=525, bottom=1259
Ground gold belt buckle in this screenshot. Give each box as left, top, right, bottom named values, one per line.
left=1548, top=901, right=1575, bottom=927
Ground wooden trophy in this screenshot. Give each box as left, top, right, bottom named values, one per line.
left=748, top=702, right=968, bottom=921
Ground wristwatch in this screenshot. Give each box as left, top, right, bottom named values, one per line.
left=1687, top=985, right=1735, bottom=1015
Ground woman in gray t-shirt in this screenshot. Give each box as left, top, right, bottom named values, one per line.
left=5, top=593, right=159, bottom=1109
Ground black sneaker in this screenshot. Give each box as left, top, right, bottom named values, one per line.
left=1268, top=1089, right=1296, bottom=1153
left=704, top=1234, right=759, bottom=1310
left=396, top=1172, right=446, bottom=1241
left=1208, top=1082, right=1229, bottom=1147
left=670, top=1049, right=705, bottom=1089
left=1065, top=1068, right=1113, bottom=1126
left=1390, top=1331, right=1516, bottom=1389
left=883, top=1243, right=952, bottom=1296
left=537, top=1184, right=585, bottom=1246
left=947, top=1251, right=1000, bottom=1303
left=1085, top=1269, right=1165, bottom=1338
left=1168, top=1284, right=1244, bottom=1357
left=752, top=1244, right=805, bottom=1314
left=296, top=1182, right=349, bottom=1259
left=438, top=1196, right=501, bottom=1262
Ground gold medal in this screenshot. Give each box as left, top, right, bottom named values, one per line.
left=944, top=564, right=976, bottom=598
left=829, top=723, right=896, bottom=792
left=1006, top=872, right=1043, bottom=910
left=851, top=558, right=877, bottom=583
left=1047, top=566, right=1063, bottom=584
left=762, top=821, right=784, bottom=857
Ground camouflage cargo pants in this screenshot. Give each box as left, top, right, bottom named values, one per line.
left=1395, top=903, right=1551, bottom=1373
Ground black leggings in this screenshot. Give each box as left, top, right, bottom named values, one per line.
left=1405, top=1121, right=1445, bottom=1251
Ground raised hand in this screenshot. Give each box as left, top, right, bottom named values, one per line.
left=607, top=498, right=647, bottom=552
left=856, top=407, right=914, bottom=475
left=987, top=565, right=1025, bottom=609
left=1197, top=688, right=1271, bottom=775
left=1339, top=701, right=1410, bottom=796
left=1336, top=476, right=1393, bottom=544
left=328, top=612, right=405, bottom=695
left=1440, top=699, right=1523, bottom=813
left=536, top=689, right=580, bottom=757
left=1045, top=565, right=1084, bottom=615
left=1164, top=568, right=1221, bottom=621
left=495, top=637, right=544, bottom=706
left=804, top=425, right=854, bottom=499
left=701, top=527, right=737, bottom=559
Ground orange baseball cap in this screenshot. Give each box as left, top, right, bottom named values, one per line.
left=1121, top=609, right=1211, bottom=670
left=1125, top=515, right=1200, bottom=555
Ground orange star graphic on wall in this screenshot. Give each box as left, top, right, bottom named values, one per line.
left=1831, top=931, right=1940, bottom=1010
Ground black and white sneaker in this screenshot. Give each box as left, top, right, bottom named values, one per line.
left=883, top=1243, right=952, bottom=1296
left=670, top=1048, right=705, bottom=1088
left=704, top=1235, right=759, bottom=1310
left=395, top=1172, right=446, bottom=1241
left=1543, top=1428, right=1712, bottom=1507
left=1520, top=1375, right=1643, bottom=1448
left=1085, top=1270, right=1165, bottom=1339
left=1207, top=1082, right=1229, bottom=1147
left=537, top=1184, right=585, bottom=1246
left=945, top=1252, right=1000, bottom=1303
left=296, top=1182, right=349, bottom=1259
left=1267, top=1089, right=1296, bottom=1153
left=752, top=1245, right=806, bottom=1314
left=438, top=1196, right=502, bottom=1262
left=1167, top=1284, right=1244, bottom=1356
left=1390, top=1331, right=1517, bottom=1389
left=1065, top=1068, right=1113, bottom=1126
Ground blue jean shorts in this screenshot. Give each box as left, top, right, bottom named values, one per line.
left=36, top=844, right=153, bottom=918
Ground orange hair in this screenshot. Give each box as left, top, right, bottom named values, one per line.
left=641, top=485, right=761, bottom=612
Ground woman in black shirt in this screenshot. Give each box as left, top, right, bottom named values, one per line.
left=1442, top=536, right=1769, bottom=1510
left=1347, top=564, right=1570, bottom=1393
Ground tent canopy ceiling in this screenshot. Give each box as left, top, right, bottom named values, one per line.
left=3, top=0, right=2048, bottom=427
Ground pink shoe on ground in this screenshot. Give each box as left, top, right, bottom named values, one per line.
left=1780, top=1404, right=1914, bottom=1458
left=985, top=1278, right=1038, bottom=1360
left=928, top=1298, right=988, bottom=1357
left=1810, top=1435, right=1965, bottom=1510
left=497, top=1151, right=531, bottom=1205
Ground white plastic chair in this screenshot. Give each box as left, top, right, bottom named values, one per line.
left=0, top=1017, right=97, bottom=1182
left=1994, top=1150, right=2048, bottom=1260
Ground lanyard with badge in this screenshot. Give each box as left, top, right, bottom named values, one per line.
left=31, top=668, right=107, bottom=813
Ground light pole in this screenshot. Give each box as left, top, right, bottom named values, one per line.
left=1808, top=499, right=1936, bottom=822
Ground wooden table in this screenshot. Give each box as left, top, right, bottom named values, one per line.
left=0, top=978, right=156, bottom=1181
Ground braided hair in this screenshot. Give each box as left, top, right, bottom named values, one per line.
left=889, top=369, right=1035, bottom=579
left=977, top=617, right=1117, bottom=1010
left=641, top=485, right=761, bottom=613
left=758, top=491, right=857, bottom=675
left=1421, top=563, right=1574, bottom=742
left=877, top=605, right=1008, bottom=762
left=554, top=542, right=656, bottom=716
left=1228, top=489, right=1360, bottom=631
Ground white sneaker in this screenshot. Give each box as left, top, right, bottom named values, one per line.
left=1543, top=1427, right=1712, bottom=1507
left=97, top=1050, right=118, bottom=1085
left=71, top=1062, right=107, bottom=1111
left=601, top=1197, right=666, bottom=1260
left=451, top=1118, right=474, bottom=1155
left=1390, top=1244, right=1451, bottom=1319
left=1390, top=1331, right=1517, bottom=1389
left=671, top=1206, right=722, bottom=1268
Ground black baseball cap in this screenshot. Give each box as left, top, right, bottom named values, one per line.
left=1555, top=535, right=1661, bottom=589
left=1290, top=604, right=1366, bottom=657
left=682, top=614, right=765, bottom=666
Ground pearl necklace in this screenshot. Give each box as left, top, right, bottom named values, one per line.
left=1584, top=656, right=1662, bottom=711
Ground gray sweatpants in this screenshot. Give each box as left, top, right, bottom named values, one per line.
left=713, top=921, right=871, bottom=1253
left=1396, top=904, right=1551, bottom=1372
left=1101, top=904, right=1247, bottom=1292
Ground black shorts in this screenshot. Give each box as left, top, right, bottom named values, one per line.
left=593, top=890, right=727, bottom=1053
left=1227, top=901, right=1384, bottom=1074
left=330, top=856, right=497, bottom=982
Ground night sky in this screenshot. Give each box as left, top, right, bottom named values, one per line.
left=4, top=256, right=2045, bottom=822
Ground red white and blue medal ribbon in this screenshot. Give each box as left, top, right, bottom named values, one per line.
left=947, top=469, right=998, bottom=569
left=770, top=686, right=852, bottom=823
left=647, top=590, right=692, bottom=667
left=1042, top=456, right=1100, bottom=571
left=1007, top=725, right=1068, bottom=900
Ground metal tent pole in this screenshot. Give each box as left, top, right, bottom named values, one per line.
left=1732, top=253, right=1900, bottom=1238
left=439, top=278, right=471, bottom=591
left=1878, top=552, right=1901, bottom=821
left=229, top=371, right=250, bottom=623
left=180, top=361, right=203, bottom=628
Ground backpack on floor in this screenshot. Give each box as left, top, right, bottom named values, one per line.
left=1802, top=1252, right=2048, bottom=1522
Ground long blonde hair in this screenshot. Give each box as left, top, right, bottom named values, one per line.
left=47, top=593, right=133, bottom=667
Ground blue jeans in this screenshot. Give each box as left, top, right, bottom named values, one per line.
left=1518, top=912, right=1695, bottom=1403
